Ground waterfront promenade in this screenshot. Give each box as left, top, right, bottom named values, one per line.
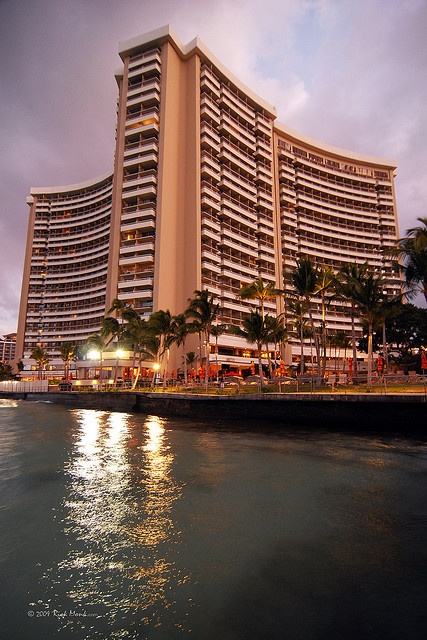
left=1, top=388, right=426, bottom=435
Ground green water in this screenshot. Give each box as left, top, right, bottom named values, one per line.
left=0, top=400, right=426, bottom=639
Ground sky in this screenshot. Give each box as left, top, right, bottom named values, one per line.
left=1, top=0, right=427, bottom=337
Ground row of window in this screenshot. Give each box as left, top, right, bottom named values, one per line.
left=278, top=143, right=390, bottom=182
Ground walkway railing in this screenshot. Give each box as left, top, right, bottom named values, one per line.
left=0, top=380, right=49, bottom=393
left=2, top=376, right=424, bottom=397
left=139, top=374, right=427, bottom=397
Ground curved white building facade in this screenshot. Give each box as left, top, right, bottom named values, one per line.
left=18, top=175, right=112, bottom=366
left=275, top=124, right=400, bottom=340
left=16, top=25, right=400, bottom=375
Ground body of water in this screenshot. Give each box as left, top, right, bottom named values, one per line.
left=0, top=399, right=426, bottom=639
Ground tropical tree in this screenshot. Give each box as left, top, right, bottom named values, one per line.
left=210, top=323, right=227, bottom=382
left=389, top=217, right=427, bottom=303
left=287, top=299, right=308, bottom=375
left=229, top=310, right=268, bottom=391
left=264, top=314, right=287, bottom=377
left=59, top=342, right=77, bottom=380
left=381, top=302, right=427, bottom=372
left=85, top=332, right=109, bottom=389
left=0, top=362, right=14, bottom=381
left=335, top=262, right=368, bottom=378
left=384, top=302, right=427, bottom=356
left=88, top=315, right=125, bottom=384
left=101, top=315, right=122, bottom=345
left=122, top=310, right=158, bottom=389
left=169, top=313, right=193, bottom=386
left=237, top=276, right=282, bottom=319
left=185, top=351, right=197, bottom=381
left=291, top=258, right=321, bottom=376
left=74, top=343, right=88, bottom=361
left=30, top=346, right=49, bottom=379
left=328, top=331, right=351, bottom=374
left=350, top=271, right=387, bottom=387
left=104, top=299, right=130, bottom=348
left=104, top=299, right=135, bottom=380
left=147, top=309, right=176, bottom=388
left=87, top=309, right=132, bottom=388
left=186, top=289, right=219, bottom=388
left=107, top=297, right=129, bottom=319
left=315, top=265, right=336, bottom=377
left=376, top=298, right=402, bottom=374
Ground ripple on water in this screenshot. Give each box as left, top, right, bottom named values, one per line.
left=0, top=404, right=426, bottom=640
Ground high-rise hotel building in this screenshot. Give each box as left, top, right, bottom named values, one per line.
left=16, top=25, right=400, bottom=374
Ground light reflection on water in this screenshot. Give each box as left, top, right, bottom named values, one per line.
left=0, top=398, right=19, bottom=408
left=0, top=403, right=426, bottom=639
left=44, top=409, right=186, bottom=637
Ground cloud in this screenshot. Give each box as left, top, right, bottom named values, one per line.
left=1, top=0, right=426, bottom=335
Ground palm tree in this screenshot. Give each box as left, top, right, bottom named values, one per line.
left=210, top=323, right=227, bottom=381
left=335, top=262, right=368, bottom=378
left=185, top=351, right=197, bottom=381
left=291, top=258, right=321, bottom=376
left=169, top=313, right=193, bottom=386
left=0, top=362, right=14, bottom=381
left=101, top=315, right=122, bottom=343
left=315, top=266, right=336, bottom=377
left=237, top=276, right=282, bottom=319
left=107, top=297, right=128, bottom=318
left=328, top=331, right=351, bottom=374
left=105, top=298, right=129, bottom=346
left=229, top=310, right=267, bottom=391
left=147, top=309, right=176, bottom=388
left=100, top=316, right=124, bottom=383
left=30, top=346, right=49, bottom=379
left=350, top=271, right=387, bottom=387
left=87, top=313, right=126, bottom=388
left=288, top=299, right=308, bottom=375
left=390, top=217, right=427, bottom=303
left=85, top=332, right=109, bottom=389
left=337, top=331, right=351, bottom=371
left=376, top=298, right=402, bottom=374
left=186, top=289, right=219, bottom=388
left=264, top=314, right=287, bottom=378
left=59, top=342, right=77, bottom=380
left=103, top=303, right=135, bottom=354
left=122, top=311, right=157, bottom=389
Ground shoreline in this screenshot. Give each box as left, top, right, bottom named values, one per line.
left=1, top=390, right=426, bottom=436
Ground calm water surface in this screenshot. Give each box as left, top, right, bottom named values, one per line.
left=0, top=399, right=426, bottom=639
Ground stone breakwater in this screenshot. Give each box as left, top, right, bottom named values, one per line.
left=0, top=390, right=426, bottom=435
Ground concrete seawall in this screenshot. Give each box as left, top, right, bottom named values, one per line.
left=1, top=390, right=425, bottom=435
left=135, top=392, right=426, bottom=435
left=0, top=391, right=139, bottom=412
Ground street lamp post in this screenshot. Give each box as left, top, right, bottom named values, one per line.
left=115, top=349, right=125, bottom=387
left=152, top=362, right=160, bottom=387
left=88, top=349, right=101, bottom=390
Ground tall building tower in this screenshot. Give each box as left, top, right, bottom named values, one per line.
left=15, top=25, right=400, bottom=377
left=107, top=26, right=280, bottom=325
